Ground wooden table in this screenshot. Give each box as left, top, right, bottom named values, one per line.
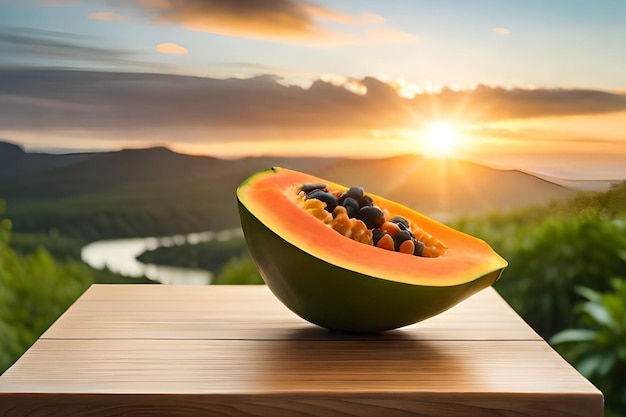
left=0, top=285, right=603, bottom=417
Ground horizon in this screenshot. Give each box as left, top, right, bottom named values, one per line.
left=1, top=1, right=625, bottom=181
left=3, top=140, right=622, bottom=194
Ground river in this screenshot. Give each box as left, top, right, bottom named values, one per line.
left=81, top=229, right=244, bottom=285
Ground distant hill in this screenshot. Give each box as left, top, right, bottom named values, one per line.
left=0, top=141, right=579, bottom=239
left=0, top=141, right=335, bottom=198
left=319, top=156, right=578, bottom=221
left=0, top=141, right=95, bottom=179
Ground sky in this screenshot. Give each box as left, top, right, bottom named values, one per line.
left=0, top=0, right=625, bottom=181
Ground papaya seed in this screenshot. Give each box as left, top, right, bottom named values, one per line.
left=381, top=221, right=400, bottom=237
left=399, top=239, right=415, bottom=255
left=296, top=183, right=445, bottom=258
left=376, top=233, right=395, bottom=251
left=413, top=239, right=426, bottom=256
left=358, top=206, right=385, bottom=229
left=306, top=189, right=337, bottom=213
left=301, top=183, right=327, bottom=194
left=342, top=197, right=360, bottom=218
left=393, top=230, right=413, bottom=251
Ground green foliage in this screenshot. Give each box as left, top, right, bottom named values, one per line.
left=90, top=267, right=158, bottom=284
left=0, top=226, right=93, bottom=374
left=551, top=279, right=626, bottom=416
left=212, top=256, right=264, bottom=285
left=495, top=213, right=626, bottom=338
left=452, top=182, right=626, bottom=338
left=6, top=204, right=236, bottom=241
left=564, top=180, right=626, bottom=218
left=450, top=183, right=626, bottom=417
left=10, top=230, right=86, bottom=260
left=3, top=173, right=243, bottom=241
left=0, top=207, right=158, bottom=374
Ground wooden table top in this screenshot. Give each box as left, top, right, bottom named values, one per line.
left=0, top=284, right=603, bottom=417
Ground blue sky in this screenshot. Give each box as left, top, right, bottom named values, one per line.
left=3, top=0, right=626, bottom=88
left=0, top=0, right=625, bottom=180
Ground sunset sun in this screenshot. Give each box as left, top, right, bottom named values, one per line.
left=421, top=122, right=460, bottom=157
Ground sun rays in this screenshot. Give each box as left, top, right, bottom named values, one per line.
left=421, top=122, right=460, bottom=157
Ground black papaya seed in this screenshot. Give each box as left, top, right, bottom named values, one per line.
left=342, top=197, right=360, bottom=218
left=372, top=229, right=386, bottom=246
left=358, top=195, right=374, bottom=208
left=343, top=186, right=364, bottom=200
left=357, top=205, right=385, bottom=229
left=413, top=238, right=425, bottom=256
left=393, top=230, right=413, bottom=251
left=390, top=216, right=410, bottom=229
left=300, top=183, right=327, bottom=194
left=306, top=189, right=337, bottom=213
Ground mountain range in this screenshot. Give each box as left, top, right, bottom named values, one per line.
left=0, top=140, right=580, bottom=239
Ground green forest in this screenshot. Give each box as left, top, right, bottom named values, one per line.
left=1, top=182, right=625, bottom=416
left=0, top=204, right=157, bottom=376
left=453, top=182, right=626, bottom=417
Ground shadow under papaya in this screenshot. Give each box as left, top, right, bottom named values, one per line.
left=253, top=327, right=467, bottom=392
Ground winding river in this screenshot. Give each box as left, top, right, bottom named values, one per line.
left=81, top=229, right=243, bottom=285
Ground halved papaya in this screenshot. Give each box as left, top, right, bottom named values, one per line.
left=237, top=167, right=507, bottom=333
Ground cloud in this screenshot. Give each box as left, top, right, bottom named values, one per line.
left=493, top=27, right=510, bottom=35
left=1, top=69, right=625, bottom=146
left=302, top=4, right=385, bottom=25
left=124, top=0, right=417, bottom=46
left=0, top=27, right=174, bottom=72
left=156, top=42, right=188, bottom=54
left=88, top=12, right=129, bottom=21
left=463, top=85, right=626, bottom=120
left=0, top=28, right=131, bottom=63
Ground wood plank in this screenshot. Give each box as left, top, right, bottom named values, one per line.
left=0, top=339, right=597, bottom=394
left=0, top=392, right=602, bottom=417
left=0, top=285, right=603, bottom=417
left=0, top=339, right=602, bottom=417
left=42, top=285, right=540, bottom=341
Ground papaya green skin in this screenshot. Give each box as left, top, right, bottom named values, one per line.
left=238, top=200, right=503, bottom=333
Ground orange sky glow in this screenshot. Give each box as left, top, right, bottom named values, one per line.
left=1, top=1, right=625, bottom=181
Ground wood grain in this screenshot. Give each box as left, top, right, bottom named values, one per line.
left=41, top=285, right=540, bottom=341
left=0, top=339, right=596, bottom=394
left=0, top=392, right=602, bottom=417
left=0, top=285, right=603, bottom=417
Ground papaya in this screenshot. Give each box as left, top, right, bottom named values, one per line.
left=237, top=167, right=507, bottom=333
